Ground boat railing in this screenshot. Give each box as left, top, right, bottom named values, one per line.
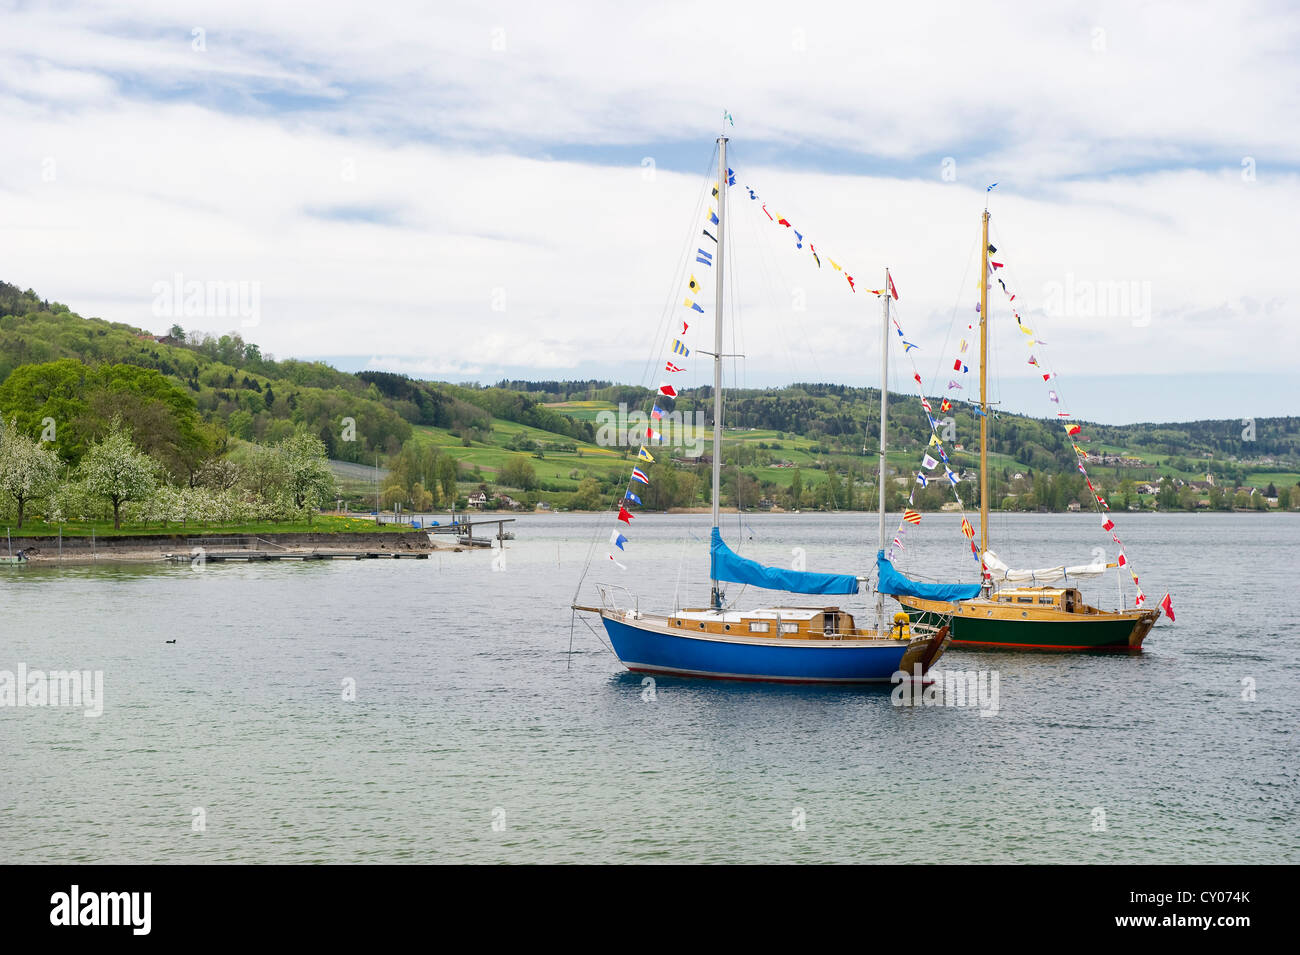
left=594, top=582, right=640, bottom=617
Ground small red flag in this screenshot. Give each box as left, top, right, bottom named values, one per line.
left=846, top=274, right=855, bottom=292
left=1117, top=553, right=1127, bottom=567
left=1160, top=593, right=1174, bottom=621
left=665, top=361, right=684, bottom=373
left=681, top=321, right=689, bottom=334
left=658, top=383, right=678, bottom=398
left=887, top=273, right=899, bottom=300
left=1102, top=517, right=1114, bottom=531
left=617, top=506, right=634, bottom=524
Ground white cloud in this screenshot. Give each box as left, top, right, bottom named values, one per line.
left=0, top=0, right=1296, bottom=416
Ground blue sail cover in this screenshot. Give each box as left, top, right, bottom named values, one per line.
left=875, top=551, right=981, bottom=602
left=710, top=527, right=859, bottom=595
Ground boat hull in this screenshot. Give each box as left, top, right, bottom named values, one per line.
left=599, top=613, right=931, bottom=684
left=898, top=596, right=1157, bottom=653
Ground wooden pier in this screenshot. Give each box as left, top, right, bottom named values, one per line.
left=429, top=517, right=515, bottom=548
left=163, top=550, right=428, bottom=562
left=165, top=536, right=430, bottom=562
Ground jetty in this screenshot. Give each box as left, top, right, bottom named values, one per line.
left=163, top=550, right=428, bottom=562
left=162, top=535, right=429, bottom=562
left=429, top=517, right=515, bottom=548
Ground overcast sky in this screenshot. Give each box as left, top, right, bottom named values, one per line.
left=2, top=1, right=1297, bottom=424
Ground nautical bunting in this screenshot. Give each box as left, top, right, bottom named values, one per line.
left=725, top=170, right=980, bottom=567
left=979, top=238, right=1162, bottom=612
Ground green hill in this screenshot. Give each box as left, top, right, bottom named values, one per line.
left=2, top=279, right=1297, bottom=514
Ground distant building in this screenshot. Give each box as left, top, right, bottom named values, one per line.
left=1067, top=501, right=1081, bottom=512
left=1084, top=453, right=1145, bottom=467
left=467, top=491, right=488, bottom=509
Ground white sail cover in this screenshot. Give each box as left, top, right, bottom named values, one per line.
left=982, top=550, right=1107, bottom=585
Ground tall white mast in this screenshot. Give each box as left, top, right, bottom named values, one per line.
left=710, top=136, right=728, bottom=609
left=979, top=210, right=990, bottom=593
left=876, top=270, right=890, bottom=624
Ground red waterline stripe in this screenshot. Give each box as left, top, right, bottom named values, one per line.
left=950, top=640, right=1139, bottom=652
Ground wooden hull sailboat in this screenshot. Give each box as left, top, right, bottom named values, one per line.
left=888, top=206, right=1163, bottom=651
left=573, top=132, right=950, bottom=684
left=899, top=591, right=1156, bottom=652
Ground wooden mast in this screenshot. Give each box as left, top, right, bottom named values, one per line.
left=979, top=209, right=990, bottom=585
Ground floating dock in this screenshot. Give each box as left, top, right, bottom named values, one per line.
left=163, top=551, right=429, bottom=562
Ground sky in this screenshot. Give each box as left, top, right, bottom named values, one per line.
left=1, top=0, right=1298, bottom=425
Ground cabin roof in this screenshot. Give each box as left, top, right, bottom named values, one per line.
left=675, top=608, right=828, bottom=622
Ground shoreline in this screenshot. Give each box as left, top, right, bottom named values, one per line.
left=3, top=530, right=445, bottom=565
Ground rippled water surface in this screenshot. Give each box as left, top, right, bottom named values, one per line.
left=2, top=512, right=1296, bottom=863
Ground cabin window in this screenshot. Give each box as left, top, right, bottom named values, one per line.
left=724, top=625, right=731, bottom=631
left=1017, top=596, right=1034, bottom=604
left=1039, top=597, right=1055, bottom=605
left=748, top=622, right=770, bottom=633
left=780, top=623, right=799, bottom=634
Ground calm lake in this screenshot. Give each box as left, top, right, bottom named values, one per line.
left=2, top=511, right=1296, bottom=863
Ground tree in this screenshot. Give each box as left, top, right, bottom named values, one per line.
left=435, top=455, right=458, bottom=503
left=500, top=454, right=538, bottom=491
left=277, top=431, right=337, bottom=515
left=0, top=419, right=62, bottom=527
left=788, top=469, right=803, bottom=509
left=569, top=477, right=603, bottom=510
left=78, top=422, right=158, bottom=529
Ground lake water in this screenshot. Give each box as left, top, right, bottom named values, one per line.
left=2, top=512, right=1296, bottom=863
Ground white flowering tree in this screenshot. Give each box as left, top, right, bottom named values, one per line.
left=77, top=423, right=158, bottom=529
left=277, top=432, right=337, bottom=521
left=0, top=419, right=63, bottom=528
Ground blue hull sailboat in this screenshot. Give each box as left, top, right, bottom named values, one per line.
left=573, top=133, right=950, bottom=684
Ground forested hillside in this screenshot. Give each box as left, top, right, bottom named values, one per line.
left=2, top=279, right=1296, bottom=518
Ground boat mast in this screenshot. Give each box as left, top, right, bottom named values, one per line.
left=979, top=209, right=990, bottom=590
left=710, top=135, right=728, bottom=609
left=876, top=270, right=890, bottom=624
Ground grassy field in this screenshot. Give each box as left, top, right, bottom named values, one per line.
left=6, top=514, right=420, bottom=539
